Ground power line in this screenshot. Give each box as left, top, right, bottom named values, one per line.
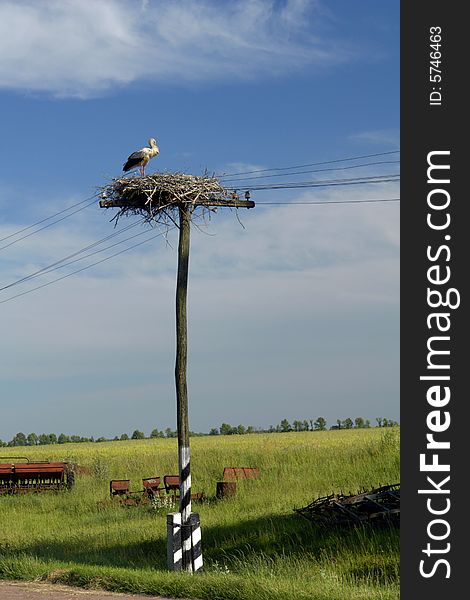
left=0, top=218, right=147, bottom=292
left=0, top=194, right=99, bottom=244
left=216, top=149, right=400, bottom=177
left=226, top=174, right=399, bottom=192
left=0, top=196, right=99, bottom=252
left=0, top=226, right=173, bottom=305
left=256, top=198, right=400, bottom=205
left=44, top=225, right=157, bottom=274
left=0, top=151, right=400, bottom=304
left=0, top=153, right=399, bottom=252
left=3, top=174, right=396, bottom=253
left=1, top=196, right=399, bottom=303
left=219, top=159, right=400, bottom=183
left=2, top=203, right=227, bottom=296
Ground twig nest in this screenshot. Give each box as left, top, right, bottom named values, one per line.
left=100, top=172, right=231, bottom=226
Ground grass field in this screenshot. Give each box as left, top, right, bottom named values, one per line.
left=0, top=428, right=400, bottom=600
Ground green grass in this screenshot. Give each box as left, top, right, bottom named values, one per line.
left=0, top=428, right=400, bottom=599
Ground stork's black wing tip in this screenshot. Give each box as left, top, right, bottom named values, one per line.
left=123, top=157, right=142, bottom=172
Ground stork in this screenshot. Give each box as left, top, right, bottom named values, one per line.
left=123, top=138, right=159, bottom=176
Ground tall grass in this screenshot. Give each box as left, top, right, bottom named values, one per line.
left=0, top=428, right=400, bottom=599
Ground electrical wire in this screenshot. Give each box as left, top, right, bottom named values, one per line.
left=0, top=151, right=400, bottom=251
left=256, top=198, right=400, bottom=205
left=0, top=150, right=400, bottom=304
left=219, top=159, right=400, bottom=183
left=0, top=217, right=147, bottom=292
left=0, top=196, right=99, bottom=251
left=215, top=149, right=400, bottom=178
left=226, top=174, right=399, bottom=192
left=0, top=226, right=175, bottom=305
left=0, top=193, right=100, bottom=244
left=1, top=195, right=399, bottom=302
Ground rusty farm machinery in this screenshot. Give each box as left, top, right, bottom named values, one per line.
left=294, top=483, right=400, bottom=526
left=0, top=457, right=75, bottom=494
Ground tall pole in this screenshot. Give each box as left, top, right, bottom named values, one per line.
left=99, top=190, right=254, bottom=574
left=175, top=204, right=192, bottom=571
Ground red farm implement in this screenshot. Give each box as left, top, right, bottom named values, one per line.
left=0, top=457, right=75, bottom=494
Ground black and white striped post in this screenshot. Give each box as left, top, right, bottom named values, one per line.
left=167, top=511, right=203, bottom=572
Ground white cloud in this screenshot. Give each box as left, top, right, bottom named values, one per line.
left=0, top=0, right=348, bottom=98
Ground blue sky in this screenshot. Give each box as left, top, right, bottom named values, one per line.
left=0, top=0, right=399, bottom=441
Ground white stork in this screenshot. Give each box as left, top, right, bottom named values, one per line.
left=123, top=138, right=159, bottom=176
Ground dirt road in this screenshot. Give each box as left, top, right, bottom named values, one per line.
left=0, top=581, right=179, bottom=600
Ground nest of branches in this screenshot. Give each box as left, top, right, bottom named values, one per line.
left=99, top=172, right=238, bottom=227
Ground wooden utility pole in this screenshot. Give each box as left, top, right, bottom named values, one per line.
left=100, top=188, right=255, bottom=573
left=174, top=205, right=193, bottom=570
left=172, top=199, right=254, bottom=571
left=175, top=205, right=190, bottom=491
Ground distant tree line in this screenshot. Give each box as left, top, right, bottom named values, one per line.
left=0, top=428, right=173, bottom=447
left=0, top=416, right=398, bottom=448
left=209, top=416, right=398, bottom=435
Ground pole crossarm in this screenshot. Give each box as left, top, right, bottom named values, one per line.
left=99, top=199, right=255, bottom=209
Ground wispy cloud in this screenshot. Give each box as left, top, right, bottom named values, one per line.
left=349, top=129, right=400, bottom=147
left=0, top=0, right=348, bottom=99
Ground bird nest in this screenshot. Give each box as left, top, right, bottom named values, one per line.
left=99, top=172, right=238, bottom=227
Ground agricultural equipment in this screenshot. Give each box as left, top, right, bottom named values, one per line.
left=109, top=477, right=164, bottom=506
left=294, top=483, right=400, bottom=526
left=0, top=457, right=75, bottom=494
left=108, top=475, right=205, bottom=506
left=216, top=466, right=261, bottom=498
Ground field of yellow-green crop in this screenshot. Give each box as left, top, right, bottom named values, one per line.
left=0, top=428, right=400, bottom=600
